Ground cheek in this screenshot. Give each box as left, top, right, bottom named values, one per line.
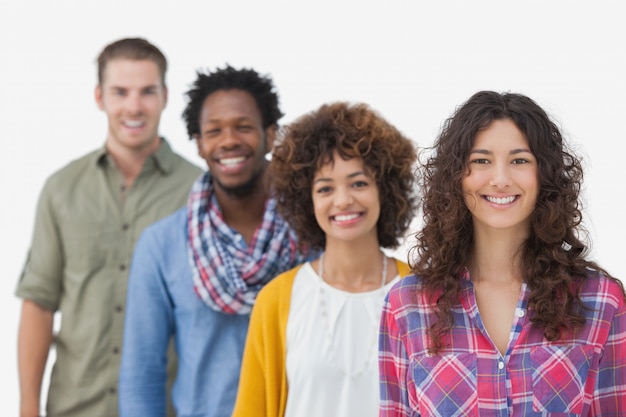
left=371, top=194, right=381, bottom=221
left=460, top=178, right=477, bottom=209
left=313, top=208, right=328, bottom=233
left=197, top=141, right=211, bottom=159
left=461, top=175, right=472, bottom=194
left=463, top=193, right=478, bottom=211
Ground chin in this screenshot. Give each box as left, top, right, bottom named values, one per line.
left=216, top=177, right=261, bottom=198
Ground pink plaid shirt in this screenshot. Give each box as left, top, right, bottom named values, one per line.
left=379, top=270, right=626, bottom=416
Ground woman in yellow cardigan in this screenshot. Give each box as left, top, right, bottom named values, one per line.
left=231, top=101, right=418, bottom=417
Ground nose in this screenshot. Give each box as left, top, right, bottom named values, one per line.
left=125, top=92, right=143, bottom=114
left=218, top=127, right=241, bottom=149
left=333, top=186, right=354, bottom=208
left=489, top=162, right=512, bottom=188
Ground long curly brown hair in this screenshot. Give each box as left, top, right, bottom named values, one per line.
left=271, top=101, right=418, bottom=251
left=410, top=90, right=624, bottom=354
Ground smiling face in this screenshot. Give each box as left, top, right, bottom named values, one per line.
left=95, top=59, right=167, bottom=155
left=196, top=89, right=275, bottom=198
left=312, top=153, right=380, bottom=246
left=462, top=118, right=539, bottom=235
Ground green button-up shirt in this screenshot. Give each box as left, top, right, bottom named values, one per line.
left=16, top=138, right=202, bottom=417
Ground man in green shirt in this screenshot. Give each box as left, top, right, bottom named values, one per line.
left=15, top=37, right=202, bottom=417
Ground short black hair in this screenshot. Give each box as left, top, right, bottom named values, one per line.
left=182, top=65, right=283, bottom=139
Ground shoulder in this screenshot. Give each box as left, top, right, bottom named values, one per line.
left=386, top=273, right=430, bottom=312
left=393, top=258, right=412, bottom=278
left=257, top=264, right=304, bottom=303
left=579, top=270, right=626, bottom=311
left=159, top=138, right=202, bottom=175
left=44, top=149, right=101, bottom=188
left=170, top=153, right=203, bottom=176
left=136, top=207, right=187, bottom=250
left=249, top=265, right=306, bottom=331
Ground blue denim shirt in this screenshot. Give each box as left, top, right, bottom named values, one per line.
left=119, top=207, right=250, bottom=417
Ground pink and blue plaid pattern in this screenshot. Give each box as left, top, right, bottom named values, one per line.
left=379, top=270, right=626, bottom=416
left=187, top=172, right=307, bottom=314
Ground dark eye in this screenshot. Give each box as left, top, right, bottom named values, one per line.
left=238, top=125, right=253, bottom=132
left=470, top=158, right=489, bottom=164
left=205, top=129, right=220, bottom=138
left=353, top=180, right=369, bottom=188
left=512, top=158, right=529, bottom=165
left=316, top=186, right=332, bottom=194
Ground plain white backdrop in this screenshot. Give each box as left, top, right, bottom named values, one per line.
left=1, top=0, right=624, bottom=413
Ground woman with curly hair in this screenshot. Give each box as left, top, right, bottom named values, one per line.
left=232, top=101, right=418, bottom=417
left=379, top=91, right=626, bottom=416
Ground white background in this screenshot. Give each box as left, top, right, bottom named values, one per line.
left=1, top=0, right=624, bottom=413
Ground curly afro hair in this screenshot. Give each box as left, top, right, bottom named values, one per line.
left=182, top=64, right=283, bottom=139
left=271, top=101, right=418, bottom=251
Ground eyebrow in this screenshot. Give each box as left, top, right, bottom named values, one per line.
left=469, top=148, right=532, bottom=155
left=313, top=171, right=366, bottom=184
left=205, top=116, right=254, bottom=124
left=109, top=83, right=160, bottom=90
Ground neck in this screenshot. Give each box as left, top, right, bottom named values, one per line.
left=105, top=136, right=161, bottom=187
left=214, top=174, right=271, bottom=244
left=318, top=238, right=389, bottom=292
left=470, top=226, right=527, bottom=284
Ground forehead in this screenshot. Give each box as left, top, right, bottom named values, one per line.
left=101, top=59, right=163, bottom=87
left=200, top=89, right=262, bottom=124
left=472, top=119, right=530, bottom=150
left=315, top=153, right=366, bottom=178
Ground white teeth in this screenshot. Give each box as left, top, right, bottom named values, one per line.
left=219, top=156, right=246, bottom=167
left=333, top=213, right=359, bottom=222
left=486, top=196, right=516, bottom=205
left=124, top=120, right=144, bottom=128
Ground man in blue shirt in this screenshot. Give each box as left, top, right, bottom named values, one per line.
left=118, top=66, right=311, bottom=417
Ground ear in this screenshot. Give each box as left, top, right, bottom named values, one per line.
left=95, top=85, right=104, bottom=110
left=162, top=85, right=168, bottom=110
left=264, top=124, right=277, bottom=153
left=194, top=134, right=203, bottom=157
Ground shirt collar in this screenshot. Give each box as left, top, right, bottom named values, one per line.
left=93, top=137, right=176, bottom=174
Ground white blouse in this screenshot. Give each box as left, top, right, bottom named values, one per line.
left=284, top=262, right=399, bottom=417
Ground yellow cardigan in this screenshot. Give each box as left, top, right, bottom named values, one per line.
left=231, top=259, right=411, bottom=417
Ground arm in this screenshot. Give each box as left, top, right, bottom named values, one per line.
left=379, top=295, right=415, bottom=417
left=18, top=300, right=54, bottom=417
left=231, top=277, right=286, bottom=417
left=119, top=231, right=174, bottom=417
left=232, top=296, right=269, bottom=417
left=16, top=181, right=63, bottom=417
left=591, top=282, right=626, bottom=415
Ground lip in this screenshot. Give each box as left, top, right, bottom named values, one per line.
left=330, top=211, right=364, bottom=225
left=214, top=154, right=249, bottom=174
left=482, top=194, right=519, bottom=206
left=122, top=120, right=146, bottom=129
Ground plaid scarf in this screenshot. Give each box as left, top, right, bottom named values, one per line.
left=187, top=172, right=306, bottom=314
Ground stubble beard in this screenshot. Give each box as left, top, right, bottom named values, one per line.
left=214, top=161, right=268, bottom=199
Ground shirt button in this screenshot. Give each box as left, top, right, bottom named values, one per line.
left=109, top=387, right=116, bottom=395
left=234, top=234, right=242, bottom=242
left=516, top=308, right=525, bottom=318
left=113, top=347, right=120, bottom=354
left=119, top=264, right=126, bottom=271
left=116, top=305, right=123, bottom=312
left=498, top=361, right=505, bottom=370
left=122, top=223, right=129, bottom=231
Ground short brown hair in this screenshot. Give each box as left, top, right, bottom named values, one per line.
left=96, top=37, right=167, bottom=87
